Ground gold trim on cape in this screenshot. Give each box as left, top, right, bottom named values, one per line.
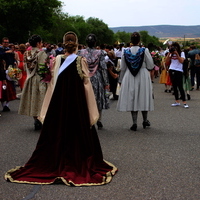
left=5, top=160, right=117, bottom=186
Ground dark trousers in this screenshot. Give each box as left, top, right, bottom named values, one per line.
left=190, top=67, right=200, bottom=89
left=169, top=70, right=186, bottom=101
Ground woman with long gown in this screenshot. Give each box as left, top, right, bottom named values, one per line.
left=18, top=35, right=48, bottom=130
left=79, top=34, right=110, bottom=130
left=117, top=32, right=154, bottom=131
left=5, top=32, right=117, bottom=186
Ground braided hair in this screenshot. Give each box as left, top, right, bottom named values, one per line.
left=63, top=32, right=78, bottom=54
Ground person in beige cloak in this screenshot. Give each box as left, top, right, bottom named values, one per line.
left=5, top=32, right=117, bottom=186
left=39, top=32, right=99, bottom=126
left=18, top=34, right=48, bottom=130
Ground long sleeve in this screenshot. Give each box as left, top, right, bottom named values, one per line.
left=144, top=48, right=154, bottom=70
left=38, top=55, right=61, bottom=123
left=118, top=52, right=127, bottom=84
left=37, top=51, right=48, bottom=68
left=99, top=51, right=109, bottom=86
left=81, top=57, right=99, bottom=126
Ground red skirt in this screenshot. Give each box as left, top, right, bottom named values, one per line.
left=18, top=62, right=27, bottom=90
left=1, top=80, right=16, bottom=101
left=166, top=74, right=172, bottom=86
left=18, top=71, right=27, bottom=90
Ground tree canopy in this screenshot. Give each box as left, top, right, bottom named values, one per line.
left=113, top=30, right=163, bottom=48
left=0, top=0, right=161, bottom=48
left=0, top=0, right=115, bottom=44
left=0, top=0, right=63, bottom=43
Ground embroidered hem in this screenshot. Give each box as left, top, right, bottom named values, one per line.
left=5, top=160, right=117, bottom=187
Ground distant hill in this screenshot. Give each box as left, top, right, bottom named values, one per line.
left=109, top=25, right=200, bottom=38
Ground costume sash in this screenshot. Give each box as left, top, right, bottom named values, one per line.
left=124, top=48, right=145, bottom=77
left=58, top=54, right=77, bottom=75
left=79, top=49, right=101, bottom=77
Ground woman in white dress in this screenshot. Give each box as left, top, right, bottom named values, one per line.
left=117, top=32, right=154, bottom=131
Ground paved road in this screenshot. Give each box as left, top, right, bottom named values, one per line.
left=1, top=79, right=200, bottom=200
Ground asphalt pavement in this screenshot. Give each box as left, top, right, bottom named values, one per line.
left=1, top=78, right=200, bottom=200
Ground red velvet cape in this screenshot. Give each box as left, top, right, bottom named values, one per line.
left=5, top=58, right=117, bottom=186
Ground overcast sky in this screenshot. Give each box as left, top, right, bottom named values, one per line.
left=61, top=0, right=199, bottom=27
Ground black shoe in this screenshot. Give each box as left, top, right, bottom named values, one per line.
left=142, top=120, right=150, bottom=129
left=164, top=89, right=168, bottom=93
left=34, top=119, right=42, bottom=130
left=130, top=124, right=137, bottom=131
left=168, top=90, right=171, bottom=93
left=97, top=121, right=103, bottom=130
left=187, top=94, right=191, bottom=100
left=113, top=95, right=119, bottom=100
left=3, top=106, right=10, bottom=112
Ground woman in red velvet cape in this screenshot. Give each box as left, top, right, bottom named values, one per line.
left=5, top=32, right=117, bottom=186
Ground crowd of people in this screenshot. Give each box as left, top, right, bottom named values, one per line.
left=158, top=43, right=200, bottom=108
left=4, top=32, right=118, bottom=187
left=1, top=31, right=200, bottom=186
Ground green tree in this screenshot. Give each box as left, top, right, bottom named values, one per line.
left=139, top=31, right=151, bottom=46
left=139, top=31, right=162, bottom=48
left=114, top=31, right=131, bottom=44
left=47, top=12, right=71, bottom=44
left=67, top=15, right=92, bottom=45
left=85, top=17, right=114, bottom=45
left=0, top=1, right=122, bottom=46
left=0, top=0, right=62, bottom=43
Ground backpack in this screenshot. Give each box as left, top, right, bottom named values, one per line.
left=194, top=53, right=200, bottom=67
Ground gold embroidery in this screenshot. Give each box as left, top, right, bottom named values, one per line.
left=76, top=56, right=84, bottom=80
left=61, top=55, right=68, bottom=59
left=4, top=160, right=117, bottom=186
